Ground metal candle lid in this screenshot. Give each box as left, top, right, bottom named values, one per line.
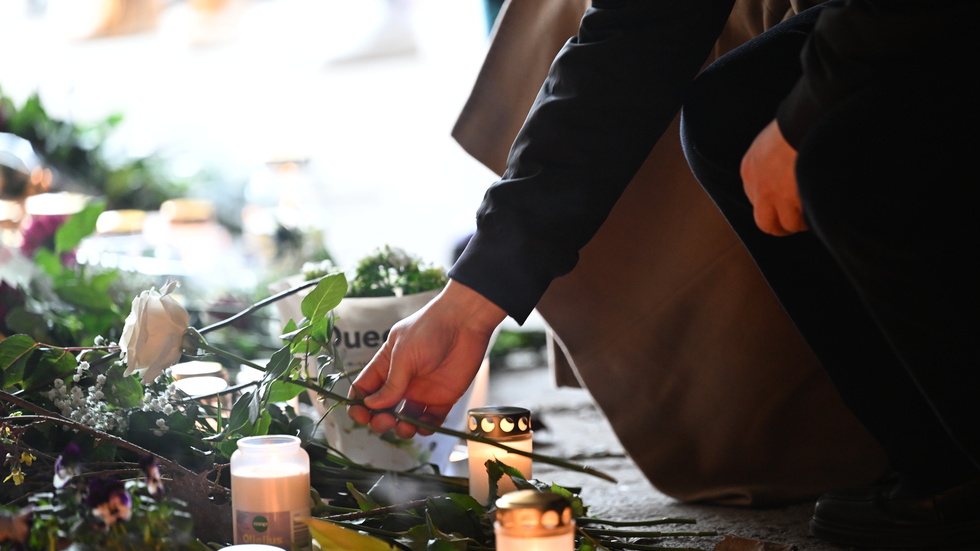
left=468, top=406, right=531, bottom=439
left=494, top=490, right=575, bottom=534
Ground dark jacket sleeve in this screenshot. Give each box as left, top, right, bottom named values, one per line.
left=449, top=0, right=735, bottom=323
left=777, top=0, right=977, bottom=147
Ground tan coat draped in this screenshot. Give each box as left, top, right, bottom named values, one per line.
left=452, top=0, right=888, bottom=505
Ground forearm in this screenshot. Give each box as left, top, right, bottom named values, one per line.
left=450, top=0, right=735, bottom=323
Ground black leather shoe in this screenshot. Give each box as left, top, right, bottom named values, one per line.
left=810, top=477, right=980, bottom=549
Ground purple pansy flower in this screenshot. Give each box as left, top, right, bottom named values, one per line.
left=53, top=443, right=83, bottom=488
left=84, top=477, right=132, bottom=527
left=139, top=454, right=164, bottom=497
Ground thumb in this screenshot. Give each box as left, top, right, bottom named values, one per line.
left=359, top=349, right=413, bottom=411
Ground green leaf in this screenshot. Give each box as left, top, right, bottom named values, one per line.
left=398, top=520, right=473, bottom=551
left=55, top=200, right=104, bottom=254
left=300, top=273, right=347, bottom=322
left=309, top=316, right=333, bottom=345
left=303, top=518, right=397, bottom=551
left=264, top=345, right=294, bottom=381
left=425, top=536, right=468, bottom=551
left=55, top=281, right=117, bottom=310
left=21, top=346, right=77, bottom=391
left=32, top=248, right=63, bottom=278
left=227, top=391, right=254, bottom=432
left=347, top=481, right=382, bottom=511
left=0, top=334, right=38, bottom=388
left=213, top=436, right=241, bottom=460
left=267, top=380, right=304, bottom=403
left=253, top=408, right=273, bottom=436
left=286, top=325, right=314, bottom=352
left=248, top=388, right=262, bottom=424
left=550, top=483, right=587, bottom=518
left=425, top=495, right=486, bottom=542
left=104, top=363, right=144, bottom=408
left=485, top=459, right=534, bottom=507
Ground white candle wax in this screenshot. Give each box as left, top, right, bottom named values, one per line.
left=467, top=436, right=533, bottom=504
left=495, top=531, right=576, bottom=551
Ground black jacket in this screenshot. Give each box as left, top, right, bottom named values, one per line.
left=449, top=0, right=975, bottom=323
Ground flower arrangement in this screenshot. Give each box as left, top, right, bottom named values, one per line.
left=0, top=444, right=203, bottom=550
left=1, top=210, right=718, bottom=550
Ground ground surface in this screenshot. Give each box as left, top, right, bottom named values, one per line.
left=485, top=362, right=903, bottom=551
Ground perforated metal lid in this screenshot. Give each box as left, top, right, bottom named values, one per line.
left=494, top=490, right=575, bottom=534
left=468, top=406, right=531, bottom=439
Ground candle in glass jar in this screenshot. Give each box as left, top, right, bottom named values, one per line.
left=231, top=435, right=312, bottom=551
left=494, top=490, right=576, bottom=551
left=467, top=406, right=532, bottom=504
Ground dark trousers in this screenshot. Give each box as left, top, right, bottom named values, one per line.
left=680, top=4, right=979, bottom=490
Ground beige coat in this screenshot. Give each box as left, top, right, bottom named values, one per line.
left=453, top=0, right=888, bottom=506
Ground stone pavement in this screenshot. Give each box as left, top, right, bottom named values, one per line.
left=484, top=362, right=887, bottom=551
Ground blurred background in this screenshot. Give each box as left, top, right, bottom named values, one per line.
left=2, top=0, right=550, bottom=368
left=1, top=0, right=501, bottom=292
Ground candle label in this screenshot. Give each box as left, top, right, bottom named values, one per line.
left=234, top=509, right=311, bottom=551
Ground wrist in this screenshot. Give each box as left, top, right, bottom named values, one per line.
left=438, top=279, right=507, bottom=332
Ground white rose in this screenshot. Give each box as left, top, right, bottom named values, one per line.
left=120, top=278, right=190, bottom=383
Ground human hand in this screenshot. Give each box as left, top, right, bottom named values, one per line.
left=740, top=119, right=808, bottom=236
left=347, top=279, right=506, bottom=439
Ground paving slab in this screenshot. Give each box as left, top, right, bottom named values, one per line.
left=484, top=362, right=899, bottom=551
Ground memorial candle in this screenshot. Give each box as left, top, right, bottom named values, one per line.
left=494, top=490, right=576, bottom=551
left=467, top=406, right=532, bottom=504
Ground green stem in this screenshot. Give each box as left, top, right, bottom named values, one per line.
left=399, top=414, right=618, bottom=483
left=578, top=527, right=613, bottom=551
left=591, top=538, right=708, bottom=551
left=186, top=335, right=268, bottom=373
left=0, top=391, right=199, bottom=479
left=186, top=331, right=617, bottom=484
left=584, top=528, right=718, bottom=538
left=578, top=517, right=698, bottom=527
left=317, top=520, right=404, bottom=539
left=197, top=275, right=328, bottom=335
left=313, top=383, right=616, bottom=483
left=294, top=378, right=618, bottom=483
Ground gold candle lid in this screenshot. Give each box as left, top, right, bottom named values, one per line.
left=468, top=406, right=531, bottom=439
left=495, top=490, right=575, bottom=536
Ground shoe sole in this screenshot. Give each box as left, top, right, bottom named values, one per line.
left=810, top=517, right=980, bottom=549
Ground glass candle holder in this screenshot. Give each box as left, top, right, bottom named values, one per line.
left=467, top=406, right=532, bottom=504
left=494, top=490, right=576, bottom=551
left=231, top=435, right=312, bottom=551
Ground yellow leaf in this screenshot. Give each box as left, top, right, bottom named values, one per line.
left=302, top=518, right=396, bottom=551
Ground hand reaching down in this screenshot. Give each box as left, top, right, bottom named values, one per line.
left=348, top=279, right=506, bottom=439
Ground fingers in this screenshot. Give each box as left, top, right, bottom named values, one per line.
left=354, top=399, right=450, bottom=440
left=348, top=345, right=395, bottom=426
left=392, top=400, right=427, bottom=439
left=348, top=338, right=442, bottom=437
left=752, top=200, right=808, bottom=236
